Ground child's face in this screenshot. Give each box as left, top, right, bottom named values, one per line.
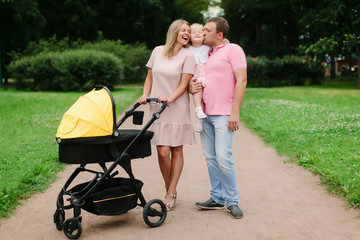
left=191, top=25, right=204, bottom=45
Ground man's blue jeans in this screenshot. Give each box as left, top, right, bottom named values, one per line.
left=200, top=115, right=239, bottom=207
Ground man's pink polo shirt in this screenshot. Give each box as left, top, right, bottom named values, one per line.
left=203, top=43, right=247, bottom=115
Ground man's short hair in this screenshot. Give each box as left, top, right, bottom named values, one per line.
left=206, top=17, right=229, bottom=38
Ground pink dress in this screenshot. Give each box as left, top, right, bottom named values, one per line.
left=146, top=46, right=196, bottom=146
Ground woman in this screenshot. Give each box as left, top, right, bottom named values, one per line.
left=138, top=19, right=196, bottom=211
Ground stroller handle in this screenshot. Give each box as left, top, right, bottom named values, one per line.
left=131, top=98, right=167, bottom=114
left=132, top=98, right=167, bottom=108
left=115, top=98, right=167, bottom=129
left=147, top=98, right=167, bottom=111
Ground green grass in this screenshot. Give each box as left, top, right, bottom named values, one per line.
left=0, top=87, right=142, bottom=218
left=1, top=81, right=359, bottom=219
left=240, top=81, right=360, bottom=207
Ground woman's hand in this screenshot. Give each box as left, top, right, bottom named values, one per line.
left=138, top=94, right=148, bottom=104
left=158, top=96, right=169, bottom=105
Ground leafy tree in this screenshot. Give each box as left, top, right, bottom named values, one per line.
left=0, top=0, right=12, bottom=85
left=343, top=33, right=360, bottom=87
left=298, top=36, right=339, bottom=79
left=92, top=0, right=210, bottom=48
left=36, top=0, right=210, bottom=48
left=339, top=1, right=360, bottom=88
left=1, top=0, right=210, bottom=87
left=221, top=0, right=300, bottom=58
left=91, top=0, right=165, bottom=47
left=38, top=0, right=98, bottom=41
left=0, top=0, right=45, bottom=84
left=296, top=0, right=360, bottom=87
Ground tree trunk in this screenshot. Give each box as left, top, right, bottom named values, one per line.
left=0, top=47, right=2, bottom=87
left=356, top=44, right=360, bottom=89
left=331, top=56, right=336, bottom=79
left=276, top=10, right=284, bottom=58
left=357, top=54, right=360, bottom=89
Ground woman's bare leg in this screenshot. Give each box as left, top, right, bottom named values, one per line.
left=168, top=146, right=184, bottom=194
left=156, top=145, right=171, bottom=189
left=165, top=146, right=184, bottom=208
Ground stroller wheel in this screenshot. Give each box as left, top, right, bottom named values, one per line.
left=63, top=218, right=82, bottom=239
left=143, top=199, right=167, bottom=228
left=54, top=209, right=65, bottom=231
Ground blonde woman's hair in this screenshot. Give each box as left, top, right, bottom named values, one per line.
left=163, top=19, right=190, bottom=59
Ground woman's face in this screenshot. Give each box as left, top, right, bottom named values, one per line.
left=176, top=23, right=191, bottom=46
left=191, top=25, right=204, bottom=45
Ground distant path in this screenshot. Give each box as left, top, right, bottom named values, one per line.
left=1, top=102, right=359, bottom=240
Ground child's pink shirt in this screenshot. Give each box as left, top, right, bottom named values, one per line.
left=188, top=45, right=211, bottom=86
left=203, top=43, right=247, bottom=115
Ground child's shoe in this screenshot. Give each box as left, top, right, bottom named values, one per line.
left=195, top=106, right=207, bottom=119
left=196, top=111, right=207, bottom=119
left=195, top=120, right=203, bottom=132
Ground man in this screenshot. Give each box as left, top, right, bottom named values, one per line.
left=189, top=17, right=247, bottom=219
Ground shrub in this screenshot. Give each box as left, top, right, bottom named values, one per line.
left=8, top=36, right=82, bottom=62
left=118, top=43, right=151, bottom=83
left=11, top=36, right=150, bottom=85
left=246, top=56, right=270, bottom=87
left=81, top=40, right=150, bottom=83
left=246, top=56, right=323, bottom=87
left=8, top=49, right=123, bottom=91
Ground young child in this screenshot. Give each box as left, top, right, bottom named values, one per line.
left=188, top=23, right=211, bottom=132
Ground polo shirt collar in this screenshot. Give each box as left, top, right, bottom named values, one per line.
left=209, top=44, right=226, bottom=56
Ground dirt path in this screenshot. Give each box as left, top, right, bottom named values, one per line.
left=1, top=103, right=359, bottom=240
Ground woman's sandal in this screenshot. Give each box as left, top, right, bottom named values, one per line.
left=165, top=192, right=177, bottom=211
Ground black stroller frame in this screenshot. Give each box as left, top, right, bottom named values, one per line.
left=53, top=86, right=167, bottom=239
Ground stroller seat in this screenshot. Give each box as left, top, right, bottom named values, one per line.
left=55, top=86, right=155, bottom=164
left=58, top=130, right=154, bottom=164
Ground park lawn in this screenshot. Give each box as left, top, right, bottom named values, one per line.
left=240, top=81, right=360, bottom=207
left=0, top=87, right=142, bottom=218
left=0, top=81, right=359, bottom=219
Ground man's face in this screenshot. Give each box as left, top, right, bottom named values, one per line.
left=203, top=22, right=218, bottom=46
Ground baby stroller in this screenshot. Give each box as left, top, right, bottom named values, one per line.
left=53, top=86, right=167, bottom=239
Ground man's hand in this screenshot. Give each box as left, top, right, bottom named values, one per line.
left=228, top=68, right=247, bottom=132
left=188, top=77, right=202, bottom=95
left=228, top=112, right=239, bottom=132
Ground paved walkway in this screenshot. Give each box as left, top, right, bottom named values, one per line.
left=1, top=102, right=359, bottom=240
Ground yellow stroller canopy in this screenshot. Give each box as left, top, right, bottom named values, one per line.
left=56, top=87, right=115, bottom=139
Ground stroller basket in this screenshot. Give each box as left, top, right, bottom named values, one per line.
left=70, top=177, right=143, bottom=215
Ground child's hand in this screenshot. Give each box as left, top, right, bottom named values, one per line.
left=222, top=38, right=230, bottom=44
